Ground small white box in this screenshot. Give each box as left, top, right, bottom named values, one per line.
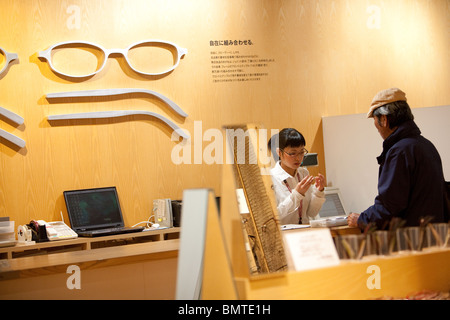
left=0, top=220, right=16, bottom=247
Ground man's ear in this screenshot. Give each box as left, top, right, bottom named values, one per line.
left=379, top=115, right=388, bottom=127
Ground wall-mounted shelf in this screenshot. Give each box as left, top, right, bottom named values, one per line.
left=0, top=227, right=180, bottom=270
left=0, top=228, right=180, bottom=299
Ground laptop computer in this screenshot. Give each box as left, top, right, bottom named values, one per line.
left=64, top=186, right=144, bottom=237
left=310, top=187, right=348, bottom=227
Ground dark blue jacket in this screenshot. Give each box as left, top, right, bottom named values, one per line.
left=359, top=120, right=446, bottom=229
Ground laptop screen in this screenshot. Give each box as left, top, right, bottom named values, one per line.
left=317, top=189, right=347, bottom=218
left=64, top=187, right=124, bottom=232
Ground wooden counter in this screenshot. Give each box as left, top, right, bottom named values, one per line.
left=233, top=248, right=450, bottom=300
left=199, top=159, right=450, bottom=299
left=0, top=228, right=180, bottom=300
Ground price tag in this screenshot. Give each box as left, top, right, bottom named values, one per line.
left=283, top=228, right=340, bottom=271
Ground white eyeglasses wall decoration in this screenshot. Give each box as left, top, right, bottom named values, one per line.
left=0, top=40, right=189, bottom=149
left=0, top=47, right=18, bottom=76
left=38, top=40, right=188, bottom=78
left=0, top=106, right=25, bottom=148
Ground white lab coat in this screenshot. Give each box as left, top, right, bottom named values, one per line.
left=270, top=161, right=325, bottom=225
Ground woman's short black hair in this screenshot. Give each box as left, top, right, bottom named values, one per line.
left=268, top=128, right=306, bottom=161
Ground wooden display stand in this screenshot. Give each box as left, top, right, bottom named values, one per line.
left=0, top=228, right=180, bottom=299
left=200, top=160, right=450, bottom=299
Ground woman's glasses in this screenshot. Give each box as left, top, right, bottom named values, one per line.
left=281, top=148, right=308, bottom=158
left=38, top=40, right=187, bottom=78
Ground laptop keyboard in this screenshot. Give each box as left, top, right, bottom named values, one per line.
left=91, top=227, right=124, bottom=234
left=78, top=226, right=144, bottom=237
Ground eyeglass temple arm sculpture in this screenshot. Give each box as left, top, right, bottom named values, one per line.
left=46, top=88, right=188, bottom=118
left=47, top=110, right=190, bottom=140
left=0, top=129, right=26, bottom=149
left=0, top=106, right=25, bottom=125
left=0, top=106, right=25, bottom=148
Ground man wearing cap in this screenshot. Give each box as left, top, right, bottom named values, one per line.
left=347, top=88, right=447, bottom=229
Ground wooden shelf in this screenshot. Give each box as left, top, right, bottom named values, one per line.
left=233, top=248, right=450, bottom=300
left=0, top=227, right=181, bottom=299
left=0, top=228, right=180, bottom=276
left=0, top=227, right=180, bottom=260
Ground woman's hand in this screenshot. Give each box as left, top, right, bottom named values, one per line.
left=315, top=173, right=325, bottom=192
left=295, top=175, right=315, bottom=196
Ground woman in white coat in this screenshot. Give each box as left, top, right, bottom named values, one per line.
left=268, top=128, right=326, bottom=225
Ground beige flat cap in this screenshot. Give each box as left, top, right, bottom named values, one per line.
left=367, top=87, right=407, bottom=118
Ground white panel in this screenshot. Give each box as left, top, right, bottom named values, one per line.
left=175, top=188, right=210, bottom=300
left=323, top=105, right=450, bottom=214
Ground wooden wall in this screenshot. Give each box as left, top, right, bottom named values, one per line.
left=1, top=0, right=449, bottom=227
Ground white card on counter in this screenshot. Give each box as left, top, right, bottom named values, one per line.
left=283, top=228, right=340, bottom=271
